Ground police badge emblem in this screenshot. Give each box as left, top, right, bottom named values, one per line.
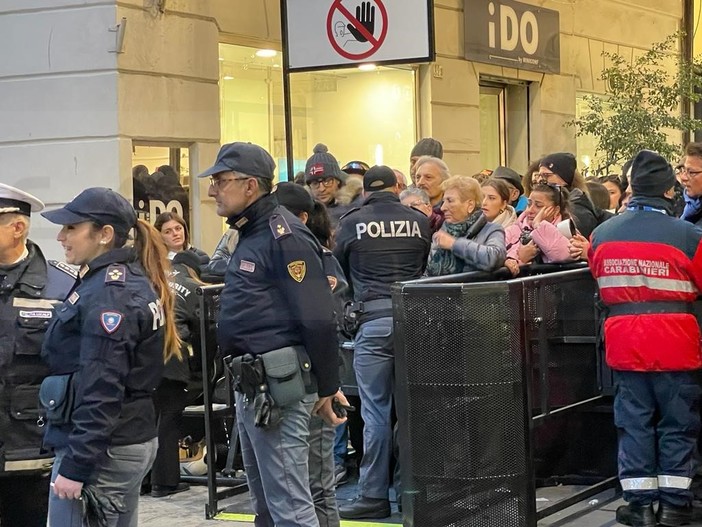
left=100, top=311, right=123, bottom=334
left=287, top=260, right=306, bottom=282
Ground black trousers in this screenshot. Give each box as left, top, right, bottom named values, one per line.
left=151, top=379, right=188, bottom=487
left=0, top=471, right=50, bottom=527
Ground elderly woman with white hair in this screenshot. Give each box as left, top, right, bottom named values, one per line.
left=426, top=175, right=506, bottom=276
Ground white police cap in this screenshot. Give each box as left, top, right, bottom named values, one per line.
left=0, top=183, right=45, bottom=216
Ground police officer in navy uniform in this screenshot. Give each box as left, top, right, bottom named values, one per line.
left=333, top=166, right=431, bottom=519
left=201, top=142, right=348, bottom=527
left=40, top=188, right=181, bottom=526
left=589, top=150, right=702, bottom=527
left=0, top=183, right=75, bottom=527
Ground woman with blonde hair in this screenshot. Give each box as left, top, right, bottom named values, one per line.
left=41, top=188, right=180, bottom=526
left=426, top=175, right=506, bottom=276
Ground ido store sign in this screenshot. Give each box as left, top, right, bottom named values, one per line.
left=283, top=0, right=435, bottom=71
left=464, top=0, right=560, bottom=74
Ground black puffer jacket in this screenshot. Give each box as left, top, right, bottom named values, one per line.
left=570, top=188, right=613, bottom=238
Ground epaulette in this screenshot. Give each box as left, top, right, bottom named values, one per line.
left=339, top=207, right=360, bottom=220
left=48, top=260, right=77, bottom=279
left=105, top=263, right=127, bottom=285
left=270, top=214, right=292, bottom=240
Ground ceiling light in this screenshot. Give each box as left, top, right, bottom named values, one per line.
left=358, top=63, right=376, bottom=71
left=256, top=49, right=277, bottom=58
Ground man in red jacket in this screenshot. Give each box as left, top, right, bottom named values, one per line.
left=589, top=150, right=702, bottom=527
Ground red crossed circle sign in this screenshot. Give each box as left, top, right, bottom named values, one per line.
left=326, top=0, right=388, bottom=61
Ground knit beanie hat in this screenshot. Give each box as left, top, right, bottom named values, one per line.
left=305, top=144, right=346, bottom=184
left=540, top=153, right=577, bottom=187
left=410, top=138, right=443, bottom=159
left=630, top=150, right=675, bottom=197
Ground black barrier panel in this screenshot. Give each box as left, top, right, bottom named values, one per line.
left=394, top=279, right=533, bottom=527
left=521, top=272, right=599, bottom=418
left=393, top=266, right=614, bottom=527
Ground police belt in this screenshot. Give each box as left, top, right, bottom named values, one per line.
left=607, top=301, right=694, bottom=317
left=358, top=298, right=393, bottom=324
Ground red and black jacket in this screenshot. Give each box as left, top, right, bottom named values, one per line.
left=588, top=203, right=702, bottom=371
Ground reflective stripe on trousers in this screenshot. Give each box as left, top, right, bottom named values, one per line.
left=658, top=475, right=692, bottom=489
left=621, top=477, right=657, bottom=491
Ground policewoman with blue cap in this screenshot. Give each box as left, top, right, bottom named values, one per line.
left=39, top=187, right=181, bottom=526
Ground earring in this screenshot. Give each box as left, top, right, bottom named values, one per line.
left=99, top=240, right=106, bottom=245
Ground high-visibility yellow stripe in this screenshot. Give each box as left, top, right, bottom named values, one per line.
left=213, top=511, right=400, bottom=526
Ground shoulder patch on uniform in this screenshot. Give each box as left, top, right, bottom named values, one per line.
left=327, top=275, right=338, bottom=291
left=270, top=214, right=292, bottom=240
left=100, top=311, right=123, bottom=334
left=339, top=207, right=360, bottom=220
left=105, top=264, right=126, bottom=284
left=68, top=291, right=80, bottom=305
left=287, top=260, right=306, bottom=282
left=48, top=260, right=78, bottom=279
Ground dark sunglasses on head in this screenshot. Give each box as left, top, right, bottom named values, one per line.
left=545, top=183, right=564, bottom=207
left=342, top=161, right=370, bottom=175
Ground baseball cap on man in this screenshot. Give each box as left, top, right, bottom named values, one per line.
left=0, top=183, right=44, bottom=216
left=629, top=150, right=676, bottom=197
left=363, top=165, right=397, bottom=192
left=198, top=142, right=276, bottom=180
left=41, top=187, right=137, bottom=236
left=492, top=166, right=524, bottom=195
left=305, top=144, right=346, bottom=184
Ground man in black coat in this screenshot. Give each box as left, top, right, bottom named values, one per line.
left=0, top=183, right=75, bottom=526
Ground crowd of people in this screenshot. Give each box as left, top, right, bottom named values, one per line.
left=3, top=137, right=702, bottom=527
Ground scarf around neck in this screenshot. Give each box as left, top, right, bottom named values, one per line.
left=426, top=209, right=483, bottom=276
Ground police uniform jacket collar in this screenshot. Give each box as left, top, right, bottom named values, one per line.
left=226, top=193, right=278, bottom=234
left=362, top=190, right=400, bottom=206
left=0, top=240, right=48, bottom=295
left=80, top=247, right=136, bottom=280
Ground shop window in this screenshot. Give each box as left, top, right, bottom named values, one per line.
left=219, top=43, right=417, bottom=180
left=131, top=144, right=190, bottom=226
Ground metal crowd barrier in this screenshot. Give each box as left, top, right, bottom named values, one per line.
left=179, top=284, right=248, bottom=519
left=392, top=263, right=617, bottom=527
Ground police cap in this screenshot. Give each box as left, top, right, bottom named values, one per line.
left=41, top=187, right=137, bottom=236
left=363, top=165, right=397, bottom=192
left=198, top=142, right=276, bottom=180
left=0, top=183, right=44, bottom=216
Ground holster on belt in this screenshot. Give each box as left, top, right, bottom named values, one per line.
left=224, top=347, right=316, bottom=428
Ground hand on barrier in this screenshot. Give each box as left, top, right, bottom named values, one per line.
left=313, top=391, right=348, bottom=427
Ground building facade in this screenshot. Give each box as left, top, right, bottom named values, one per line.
left=0, top=0, right=685, bottom=256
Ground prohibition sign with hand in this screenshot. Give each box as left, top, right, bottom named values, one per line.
left=326, top=0, right=389, bottom=61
